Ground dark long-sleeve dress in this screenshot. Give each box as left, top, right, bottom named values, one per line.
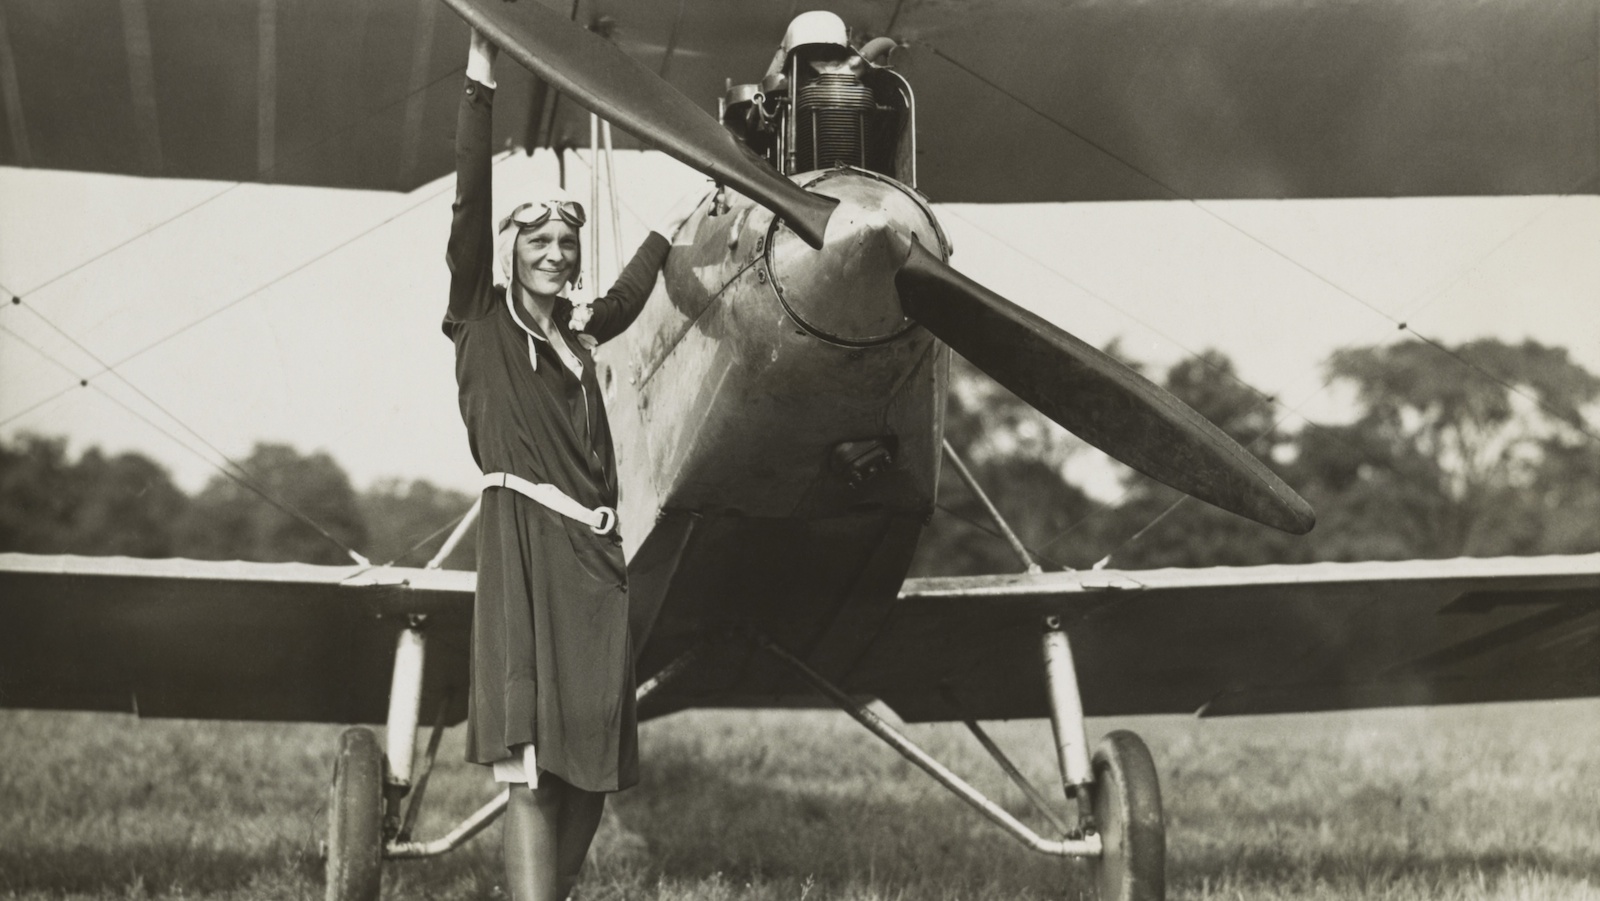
left=445, top=74, right=669, bottom=793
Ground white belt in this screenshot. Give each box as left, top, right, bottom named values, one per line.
left=481, top=472, right=617, bottom=536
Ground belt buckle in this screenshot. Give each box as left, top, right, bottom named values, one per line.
left=591, top=506, right=618, bottom=536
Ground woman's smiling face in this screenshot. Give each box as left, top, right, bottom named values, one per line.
left=514, top=219, right=579, bottom=298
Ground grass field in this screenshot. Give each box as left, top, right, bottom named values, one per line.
left=2, top=700, right=1597, bottom=900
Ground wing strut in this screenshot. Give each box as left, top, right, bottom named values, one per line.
left=960, top=718, right=1076, bottom=836
left=754, top=634, right=1103, bottom=857
left=379, top=641, right=707, bottom=860
left=942, top=439, right=1042, bottom=574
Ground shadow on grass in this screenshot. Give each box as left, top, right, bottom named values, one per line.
left=603, top=746, right=1090, bottom=899
left=604, top=740, right=1600, bottom=899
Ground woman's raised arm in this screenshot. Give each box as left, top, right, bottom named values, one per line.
left=445, top=31, right=501, bottom=324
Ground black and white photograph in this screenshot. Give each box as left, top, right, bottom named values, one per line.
left=2, top=1, right=1598, bottom=899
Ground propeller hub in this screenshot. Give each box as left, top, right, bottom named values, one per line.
left=766, top=169, right=947, bottom=346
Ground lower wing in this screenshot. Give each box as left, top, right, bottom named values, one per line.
left=2, top=552, right=1596, bottom=724
left=853, top=555, right=1600, bottom=722
left=0, top=554, right=473, bottom=724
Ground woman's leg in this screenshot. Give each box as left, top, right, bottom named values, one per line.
left=504, top=781, right=562, bottom=901
left=554, top=782, right=606, bottom=899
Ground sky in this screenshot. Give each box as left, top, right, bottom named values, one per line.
left=2, top=155, right=1598, bottom=502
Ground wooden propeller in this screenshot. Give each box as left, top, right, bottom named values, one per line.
left=895, top=239, right=1316, bottom=535
left=442, top=0, right=837, bottom=249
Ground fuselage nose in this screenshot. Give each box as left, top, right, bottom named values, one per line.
left=766, top=169, right=948, bottom=346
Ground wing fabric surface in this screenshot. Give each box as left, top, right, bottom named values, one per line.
left=847, top=555, right=1600, bottom=722
left=6, top=553, right=1597, bottom=725
left=2, top=0, right=1594, bottom=199
left=541, top=0, right=1600, bottom=201
left=0, top=554, right=473, bottom=724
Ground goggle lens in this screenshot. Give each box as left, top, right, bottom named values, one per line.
left=500, top=200, right=586, bottom=232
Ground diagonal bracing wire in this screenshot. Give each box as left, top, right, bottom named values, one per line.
left=0, top=160, right=481, bottom=433
left=0, top=152, right=515, bottom=563
left=6, top=297, right=373, bottom=564
left=934, top=500, right=1072, bottom=571
left=9, top=64, right=468, bottom=304
left=925, top=43, right=1599, bottom=564
left=1069, top=195, right=1589, bottom=565
left=926, top=43, right=1600, bottom=446
left=0, top=319, right=369, bottom=563
left=0, top=318, right=92, bottom=424
left=942, top=195, right=1581, bottom=564
left=0, top=56, right=471, bottom=435
left=1202, top=205, right=1600, bottom=445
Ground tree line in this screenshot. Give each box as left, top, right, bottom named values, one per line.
left=910, top=337, right=1600, bottom=575
left=0, top=438, right=477, bottom=569
left=2, top=337, right=1596, bottom=574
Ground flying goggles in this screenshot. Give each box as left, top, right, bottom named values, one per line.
left=499, top=199, right=586, bottom=233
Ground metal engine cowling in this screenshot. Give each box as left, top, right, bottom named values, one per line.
left=766, top=168, right=949, bottom=347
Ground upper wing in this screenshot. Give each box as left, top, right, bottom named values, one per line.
left=845, top=554, right=1600, bottom=722
left=0, top=553, right=472, bottom=724
left=3, top=0, right=1594, bottom=198
left=0, top=0, right=506, bottom=191
left=888, top=0, right=1600, bottom=201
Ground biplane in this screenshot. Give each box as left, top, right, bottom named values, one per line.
left=3, top=2, right=1600, bottom=900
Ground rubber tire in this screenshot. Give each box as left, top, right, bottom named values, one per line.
left=1090, top=730, right=1165, bottom=901
left=325, top=727, right=385, bottom=901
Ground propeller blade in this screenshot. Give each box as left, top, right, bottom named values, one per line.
left=442, top=0, right=837, bottom=249
left=895, top=240, right=1315, bottom=535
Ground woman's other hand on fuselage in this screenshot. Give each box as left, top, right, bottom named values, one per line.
left=654, top=184, right=712, bottom=241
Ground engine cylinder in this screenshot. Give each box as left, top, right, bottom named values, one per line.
left=796, top=74, right=877, bottom=172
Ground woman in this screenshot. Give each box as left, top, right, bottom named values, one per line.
left=446, top=30, right=699, bottom=901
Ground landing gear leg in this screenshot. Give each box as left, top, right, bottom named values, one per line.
left=381, top=624, right=428, bottom=838
left=1042, top=617, right=1165, bottom=901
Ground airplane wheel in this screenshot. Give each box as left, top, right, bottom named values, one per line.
left=325, top=727, right=384, bottom=901
left=1089, top=730, right=1165, bottom=901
